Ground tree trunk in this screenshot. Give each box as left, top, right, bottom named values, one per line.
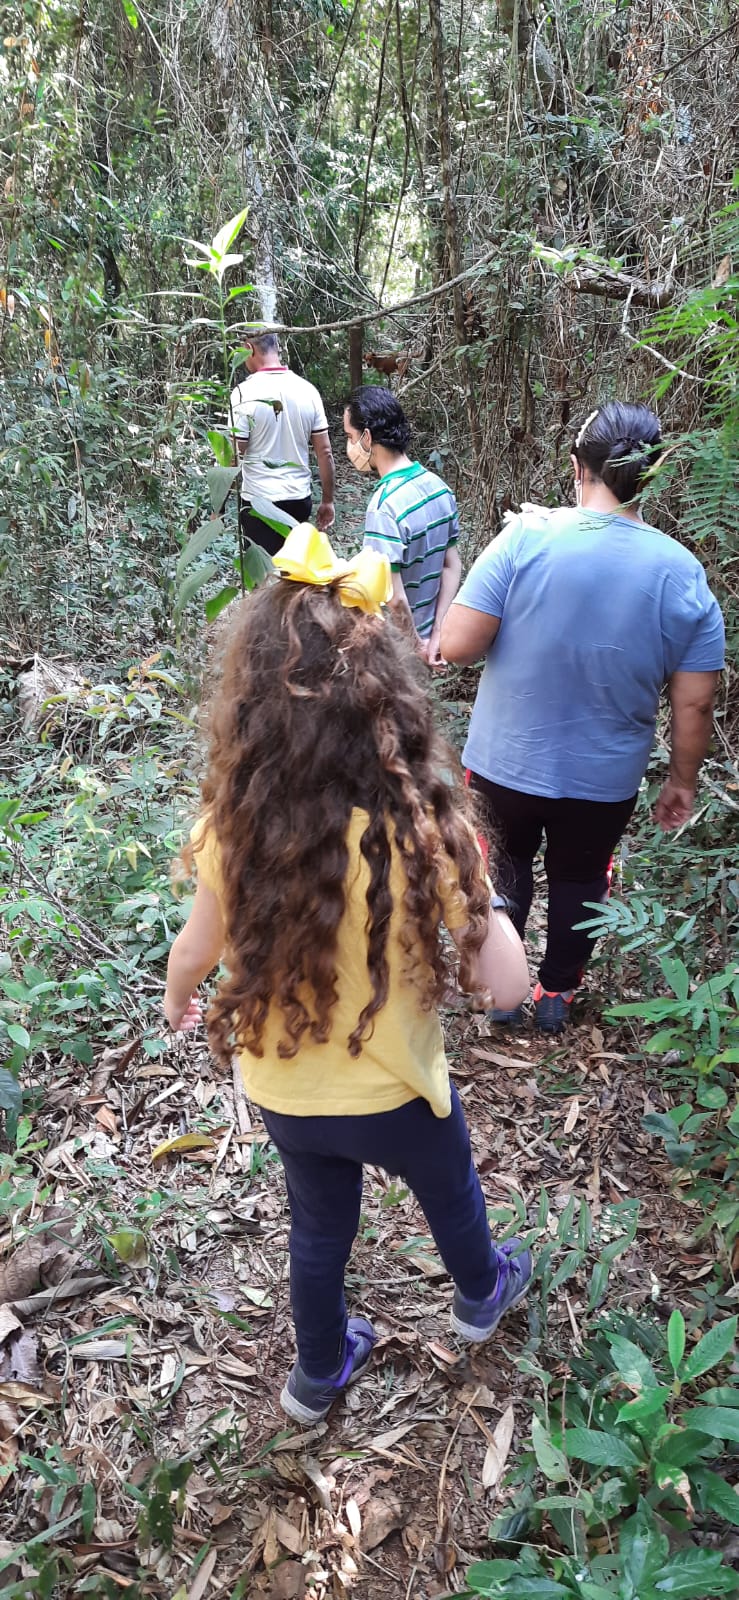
left=427, top=0, right=483, bottom=464
left=349, top=323, right=364, bottom=392
left=207, top=0, right=278, bottom=326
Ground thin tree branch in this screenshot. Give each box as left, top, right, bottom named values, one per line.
left=620, top=328, right=707, bottom=385
left=314, top=1, right=361, bottom=141
left=657, top=16, right=739, bottom=80
left=353, top=3, right=393, bottom=274
left=231, top=243, right=500, bottom=335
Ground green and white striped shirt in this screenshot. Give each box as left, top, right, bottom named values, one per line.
left=362, top=463, right=459, bottom=639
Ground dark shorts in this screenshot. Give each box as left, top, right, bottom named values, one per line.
left=239, top=495, right=312, bottom=557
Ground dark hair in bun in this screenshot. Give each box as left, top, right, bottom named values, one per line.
left=573, top=401, right=662, bottom=502
left=345, top=386, right=412, bottom=453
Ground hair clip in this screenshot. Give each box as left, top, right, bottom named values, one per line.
left=575, top=409, right=600, bottom=450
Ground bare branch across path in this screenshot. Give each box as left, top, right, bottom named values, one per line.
left=232, top=244, right=501, bottom=337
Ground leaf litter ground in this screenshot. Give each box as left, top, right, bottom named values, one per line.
left=0, top=985, right=707, bottom=1599
left=0, top=469, right=727, bottom=1595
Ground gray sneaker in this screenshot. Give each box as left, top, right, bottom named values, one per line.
left=451, top=1239, right=533, bottom=1342
left=280, top=1317, right=376, bottom=1424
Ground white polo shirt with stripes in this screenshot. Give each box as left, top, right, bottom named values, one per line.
left=362, top=463, right=459, bottom=639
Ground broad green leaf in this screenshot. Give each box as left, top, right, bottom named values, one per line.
left=463, top=1559, right=519, bottom=1584
left=697, top=1385, right=739, bottom=1407
left=616, top=1387, right=670, bottom=1424
left=651, top=1427, right=713, bottom=1467
left=214, top=252, right=243, bottom=282
left=248, top=493, right=299, bottom=535
left=653, top=1546, right=739, bottom=1596
left=667, top=1308, right=686, bottom=1374
left=465, top=1568, right=570, bottom=1599
left=175, top=518, right=225, bottom=582
left=536, top=1490, right=595, bottom=1516
left=621, top=1498, right=668, bottom=1595
left=607, top=1333, right=659, bottom=1392
left=121, top=0, right=138, bottom=26
left=238, top=543, right=275, bottom=588
left=207, top=429, right=234, bottom=467
left=660, top=954, right=691, bottom=1002
left=174, top=561, right=218, bottom=621
left=691, top=1467, right=739, bottom=1527
left=211, top=208, right=249, bottom=261
left=176, top=518, right=225, bottom=583
left=531, top=1417, right=569, bottom=1483
left=642, top=1110, right=688, bottom=1145
left=0, top=1068, right=22, bottom=1138
left=205, top=585, right=239, bottom=624
left=564, top=1426, right=642, bottom=1470
left=695, top=1080, right=727, bottom=1108
left=6, top=1023, right=30, bottom=1049
left=681, top=1315, right=737, bottom=1382
left=681, top=1405, right=739, bottom=1443
left=206, top=464, right=240, bottom=514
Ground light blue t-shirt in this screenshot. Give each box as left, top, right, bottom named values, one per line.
left=458, top=508, right=725, bottom=802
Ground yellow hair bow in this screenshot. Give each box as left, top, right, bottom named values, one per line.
left=272, top=524, right=392, bottom=617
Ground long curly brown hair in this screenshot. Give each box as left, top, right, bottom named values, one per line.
left=196, top=576, right=491, bottom=1067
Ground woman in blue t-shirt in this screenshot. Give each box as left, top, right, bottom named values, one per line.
left=441, top=402, right=725, bottom=1035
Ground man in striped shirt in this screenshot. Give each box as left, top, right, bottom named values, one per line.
left=343, top=388, right=462, bottom=665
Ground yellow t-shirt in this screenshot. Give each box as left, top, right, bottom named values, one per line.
left=192, top=810, right=474, bottom=1120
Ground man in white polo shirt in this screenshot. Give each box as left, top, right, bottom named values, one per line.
left=230, top=333, right=335, bottom=555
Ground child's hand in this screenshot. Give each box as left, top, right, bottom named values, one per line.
left=164, top=991, right=202, bottom=1032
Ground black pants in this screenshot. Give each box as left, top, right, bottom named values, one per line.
left=239, top=495, right=312, bottom=557
left=470, top=774, right=637, bottom=993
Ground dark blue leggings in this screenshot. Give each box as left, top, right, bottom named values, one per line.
left=259, top=1084, right=497, bottom=1378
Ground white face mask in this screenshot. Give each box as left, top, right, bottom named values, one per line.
left=346, top=431, right=372, bottom=474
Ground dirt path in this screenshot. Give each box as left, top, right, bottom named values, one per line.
left=3, top=996, right=698, bottom=1599
left=0, top=473, right=704, bottom=1595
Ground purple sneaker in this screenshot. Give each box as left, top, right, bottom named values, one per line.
left=450, top=1239, right=533, bottom=1342
left=487, top=1004, right=525, bottom=1026
left=280, top=1317, right=376, bottom=1424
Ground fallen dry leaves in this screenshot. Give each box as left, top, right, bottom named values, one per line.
left=0, top=989, right=701, bottom=1597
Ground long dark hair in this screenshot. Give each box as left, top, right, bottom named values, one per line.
left=573, top=401, right=662, bottom=502
left=196, top=577, right=490, bottom=1066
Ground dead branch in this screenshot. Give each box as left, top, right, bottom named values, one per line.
left=568, top=264, right=675, bottom=307
left=231, top=242, right=501, bottom=337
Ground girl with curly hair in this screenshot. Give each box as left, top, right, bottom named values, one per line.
left=164, top=526, right=531, bottom=1424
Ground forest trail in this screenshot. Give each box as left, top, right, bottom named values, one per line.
left=4, top=997, right=696, bottom=1599
left=1, top=474, right=736, bottom=1598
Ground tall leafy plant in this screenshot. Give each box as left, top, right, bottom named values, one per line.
left=175, top=210, right=274, bottom=627
left=641, top=178, right=739, bottom=553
